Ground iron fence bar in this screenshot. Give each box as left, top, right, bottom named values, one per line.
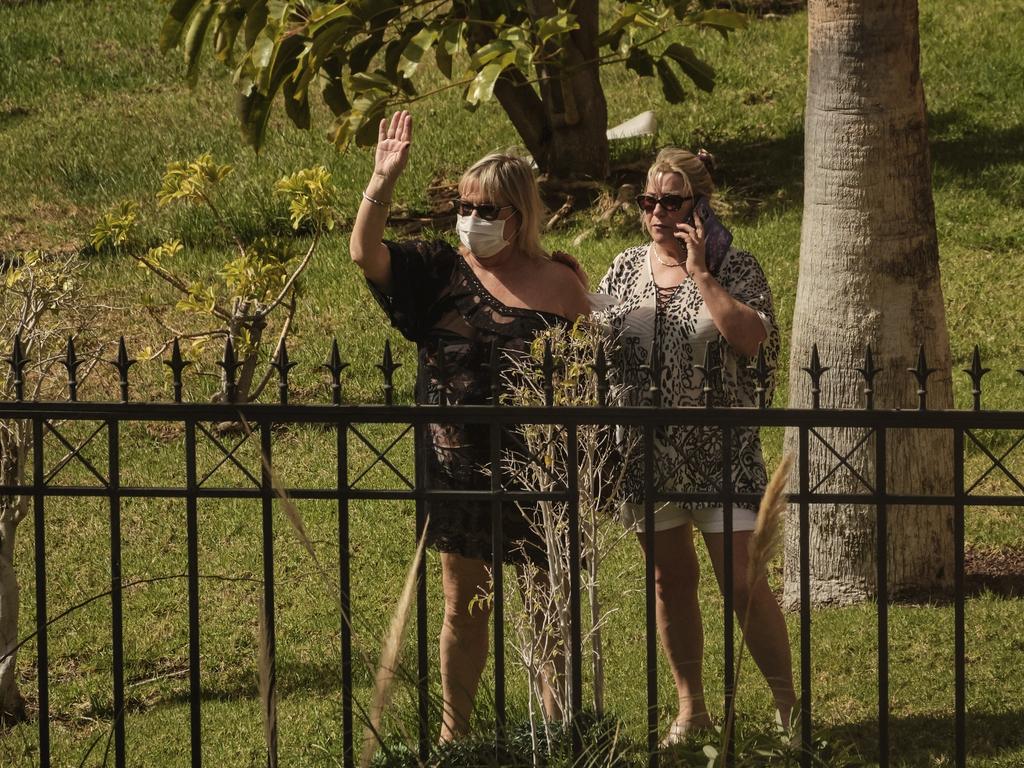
left=954, top=428, right=966, bottom=768
left=799, top=424, right=812, bottom=768
left=875, top=427, right=888, bottom=768
left=195, top=422, right=261, bottom=490
left=260, top=421, right=279, bottom=768
left=722, top=425, right=734, bottom=768
left=490, top=418, right=505, bottom=752
left=185, top=419, right=202, bottom=767
left=963, top=429, right=1024, bottom=496
left=413, top=424, right=429, bottom=763
left=6, top=403, right=1024, bottom=430
left=567, top=422, right=583, bottom=759
left=643, top=423, right=658, bottom=768
left=32, top=417, right=50, bottom=768
left=107, top=418, right=126, bottom=768
left=337, top=422, right=354, bottom=768
left=5, top=484, right=1024, bottom=508
left=42, top=420, right=108, bottom=487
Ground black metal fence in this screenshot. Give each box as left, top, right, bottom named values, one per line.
left=2, top=335, right=1023, bottom=768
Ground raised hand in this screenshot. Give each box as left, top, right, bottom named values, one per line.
left=373, top=110, right=412, bottom=185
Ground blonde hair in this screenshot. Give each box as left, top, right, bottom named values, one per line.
left=645, top=147, right=716, bottom=199
left=459, top=151, right=548, bottom=261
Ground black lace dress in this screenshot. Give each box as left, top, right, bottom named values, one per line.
left=367, top=239, right=566, bottom=564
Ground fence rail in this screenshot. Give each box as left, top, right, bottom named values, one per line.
left=2, top=335, right=1023, bottom=767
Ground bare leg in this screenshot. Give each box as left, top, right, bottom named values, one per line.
left=637, top=524, right=713, bottom=734
left=439, top=552, right=492, bottom=741
left=703, top=531, right=796, bottom=725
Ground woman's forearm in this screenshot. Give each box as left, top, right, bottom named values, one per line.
left=349, top=174, right=396, bottom=292
left=691, top=271, right=767, bottom=357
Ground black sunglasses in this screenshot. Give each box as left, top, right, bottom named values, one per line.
left=452, top=199, right=516, bottom=221
left=635, top=193, right=694, bottom=213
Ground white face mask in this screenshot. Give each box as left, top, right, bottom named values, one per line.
left=456, top=213, right=512, bottom=260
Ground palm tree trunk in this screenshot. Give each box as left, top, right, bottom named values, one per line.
left=783, top=0, right=954, bottom=607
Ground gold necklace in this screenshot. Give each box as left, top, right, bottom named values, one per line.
left=652, top=249, right=686, bottom=269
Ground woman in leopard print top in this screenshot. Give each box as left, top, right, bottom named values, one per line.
left=597, top=147, right=795, bottom=742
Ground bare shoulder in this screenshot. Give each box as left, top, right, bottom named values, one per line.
left=539, top=258, right=589, bottom=319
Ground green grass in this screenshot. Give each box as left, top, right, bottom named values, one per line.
left=2, top=0, right=1024, bottom=765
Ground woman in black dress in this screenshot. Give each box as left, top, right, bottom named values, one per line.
left=350, top=111, right=590, bottom=739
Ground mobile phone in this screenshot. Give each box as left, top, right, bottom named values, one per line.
left=692, top=195, right=732, bottom=274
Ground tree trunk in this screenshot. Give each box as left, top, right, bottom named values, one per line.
left=0, top=516, right=26, bottom=723
left=493, top=0, right=609, bottom=180
left=783, top=0, right=954, bottom=607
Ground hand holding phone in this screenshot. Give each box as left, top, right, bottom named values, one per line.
left=689, top=196, right=732, bottom=275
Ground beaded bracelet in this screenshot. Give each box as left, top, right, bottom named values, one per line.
left=361, top=190, right=390, bottom=208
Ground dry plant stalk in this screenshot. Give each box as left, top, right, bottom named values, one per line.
left=359, top=523, right=429, bottom=768
left=498, top=322, right=635, bottom=743
left=721, top=452, right=794, bottom=757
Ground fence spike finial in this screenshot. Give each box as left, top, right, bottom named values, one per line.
left=908, top=344, right=937, bottom=411
left=217, top=336, right=240, bottom=403
left=857, top=343, right=882, bottom=410
left=271, top=338, right=297, bottom=405
left=321, top=338, right=349, bottom=406
left=63, top=335, right=83, bottom=402
left=693, top=340, right=717, bottom=408
left=963, top=345, right=990, bottom=412
left=113, top=336, right=136, bottom=403
left=542, top=337, right=555, bottom=407
left=164, top=337, right=190, bottom=403
left=376, top=339, right=401, bottom=405
left=7, top=331, right=29, bottom=401
left=802, top=343, right=829, bottom=409
left=590, top=340, right=609, bottom=408
left=435, top=339, right=449, bottom=406
left=747, top=342, right=771, bottom=409
left=639, top=337, right=663, bottom=408
left=488, top=339, right=503, bottom=404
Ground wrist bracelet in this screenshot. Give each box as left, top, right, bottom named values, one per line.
left=362, top=190, right=390, bottom=208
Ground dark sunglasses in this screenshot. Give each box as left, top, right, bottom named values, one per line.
left=635, top=193, right=694, bottom=213
left=452, top=199, right=516, bottom=221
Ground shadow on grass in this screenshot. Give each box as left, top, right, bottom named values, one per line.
left=930, top=110, right=1024, bottom=214
left=711, top=129, right=806, bottom=221
left=828, top=709, right=1024, bottom=763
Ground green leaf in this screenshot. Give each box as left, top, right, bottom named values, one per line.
left=534, top=11, right=579, bottom=44
left=184, top=2, right=217, bottom=87
left=320, top=56, right=350, bottom=116
left=350, top=70, right=392, bottom=92
left=662, top=43, right=715, bottom=93
left=212, top=3, right=247, bottom=65
left=282, top=72, right=311, bottom=130
left=625, top=46, right=655, bottom=78
left=329, top=93, right=388, bottom=151
left=465, top=61, right=505, bottom=106
left=160, top=0, right=203, bottom=52
left=243, top=0, right=269, bottom=49
left=348, top=31, right=384, bottom=73
left=384, top=21, right=424, bottom=81
left=655, top=58, right=685, bottom=104
left=236, top=33, right=305, bottom=150
left=470, top=38, right=514, bottom=70
left=690, top=8, right=749, bottom=33
left=398, top=26, right=438, bottom=80
left=354, top=99, right=387, bottom=147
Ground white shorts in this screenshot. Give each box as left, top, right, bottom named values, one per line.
left=619, top=502, right=758, bottom=534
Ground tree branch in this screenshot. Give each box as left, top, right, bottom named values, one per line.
left=256, top=234, right=319, bottom=321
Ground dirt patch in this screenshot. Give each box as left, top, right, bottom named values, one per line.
left=724, top=0, right=806, bottom=16
left=965, top=544, right=1024, bottom=597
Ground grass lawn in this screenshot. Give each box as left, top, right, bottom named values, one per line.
left=2, top=0, right=1024, bottom=766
